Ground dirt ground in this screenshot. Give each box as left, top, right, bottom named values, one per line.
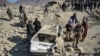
left=0, top=4, right=100, bottom=56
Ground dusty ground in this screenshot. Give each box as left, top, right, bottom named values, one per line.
left=0, top=4, right=100, bottom=56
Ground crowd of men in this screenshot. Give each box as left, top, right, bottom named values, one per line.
left=44, top=1, right=100, bottom=14
left=61, top=1, right=100, bottom=11
left=6, top=4, right=89, bottom=48
left=6, top=5, right=41, bottom=41
left=56, top=13, right=88, bottom=48
left=26, top=18, right=41, bottom=41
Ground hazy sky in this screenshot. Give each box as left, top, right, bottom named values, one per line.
left=7, top=0, right=19, bottom=3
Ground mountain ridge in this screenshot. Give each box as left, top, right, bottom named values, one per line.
left=3, top=0, right=57, bottom=5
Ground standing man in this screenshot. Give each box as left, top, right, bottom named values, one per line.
left=65, top=23, right=73, bottom=41
left=56, top=23, right=63, bottom=37
left=4, top=3, right=6, bottom=7
left=7, top=8, right=14, bottom=21
left=62, top=2, right=67, bottom=12
left=19, top=5, right=28, bottom=27
left=81, top=16, right=88, bottom=42
left=74, top=2, right=77, bottom=10
left=80, top=2, right=83, bottom=11
left=68, top=13, right=78, bottom=28
left=33, top=18, right=41, bottom=33
left=72, top=22, right=84, bottom=48
left=83, top=2, right=87, bottom=10
left=93, top=1, right=97, bottom=9
left=71, top=1, right=74, bottom=10
left=19, top=12, right=28, bottom=27
left=26, top=20, right=35, bottom=41
left=90, top=2, right=93, bottom=10
left=97, top=2, right=100, bottom=9
left=19, top=5, right=24, bottom=13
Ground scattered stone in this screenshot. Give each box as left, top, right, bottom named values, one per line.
left=0, top=54, right=5, bottom=56
left=92, top=36, right=96, bottom=38
left=5, top=33, right=8, bottom=37
left=5, top=53, right=12, bottom=56
left=14, top=48, right=18, bottom=52
left=2, top=48, right=8, bottom=54
left=78, top=47, right=84, bottom=53
left=66, top=47, right=74, bottom=52
left=0, top=39, right=2, bottom=43
left=11, top=50, right=14, bottom=53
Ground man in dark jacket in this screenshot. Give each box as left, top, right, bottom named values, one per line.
left=93, top=1, right=97, bottom=9
left=44, top=4, right=49, bottom=14
left=27, top=20, right=35, bottom=41
left=19, top=5, right=24, bottom=13
left=33, top=18, right=41, bottom=33
left=83, top=2, right=87, bottom=10
left=90, top=2, right=93, bottom=10
left=97, top=2, right=100, bottom=9
left=62, top=2, right=67, bottom=12
left=68, top=13, right=78, bottom=28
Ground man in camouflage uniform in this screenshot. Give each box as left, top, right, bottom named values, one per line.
left=72, top=22, right=84, bottom=48
left=7, top=8, right=14, bottom=21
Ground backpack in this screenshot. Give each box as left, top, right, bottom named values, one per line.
left=65, top=24, right=72, bottom=32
